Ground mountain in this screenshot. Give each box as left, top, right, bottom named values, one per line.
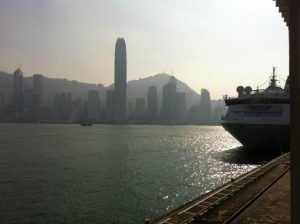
left=126, top=73, right=200, bottom=109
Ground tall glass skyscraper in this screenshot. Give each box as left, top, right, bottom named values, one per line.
left=113, top=38, right=127, bottom=121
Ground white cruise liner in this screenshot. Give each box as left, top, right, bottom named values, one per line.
left=221, top=68, right=289, bottom=150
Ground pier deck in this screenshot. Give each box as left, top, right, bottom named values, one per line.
left=149, top=153, right=290, bottom=224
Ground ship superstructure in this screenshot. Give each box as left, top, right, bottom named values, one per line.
left=221, top=68, right=289, bottom=150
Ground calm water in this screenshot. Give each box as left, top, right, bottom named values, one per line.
left=0, top=124, right=264, bottom=223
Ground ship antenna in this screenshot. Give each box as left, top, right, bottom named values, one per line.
left=270, top=66, right=277, bottom=87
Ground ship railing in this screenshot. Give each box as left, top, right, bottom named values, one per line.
left=224, top=90, right=288, bottom=100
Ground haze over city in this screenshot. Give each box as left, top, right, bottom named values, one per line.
left=0, top=0, right=288, bottom=99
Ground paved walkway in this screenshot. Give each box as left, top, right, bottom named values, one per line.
left=230, top=171, right=290, bottom=224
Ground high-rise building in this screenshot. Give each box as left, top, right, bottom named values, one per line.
left=147, top=86, right=158, bottom=121
left=105, top=89, right=114, bottom=121
left=32, top=74, right=44, bottom=121
left=200, top=88, right=211, bottom=123
left=13, top=68, right=23, bottom=120
left=161, top=76, right=177, bottom=123
left=113, top=38, right=127, bottom=122
left=87, top=90, right=100, bottom=121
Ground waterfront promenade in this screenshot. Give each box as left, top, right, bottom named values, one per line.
left=149, top=153, right=290, bottom=224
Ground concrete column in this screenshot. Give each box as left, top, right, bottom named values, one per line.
left=289, top=1, right=300, bottom=223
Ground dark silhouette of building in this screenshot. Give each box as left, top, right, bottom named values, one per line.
left=113, top=38, right=127, bottom=122
left=13, top=68, right=23, bottom=120
left=200, top=88, right=211, bottom=123
left=87, top=90, right=101, bottom=121
left=147, top=86, right=158, bottom=121
left=161, top=76, right=177, bottom=123
left=105, top=89, right=114, bottom=121
left=32, top=74, right=44, bottom=121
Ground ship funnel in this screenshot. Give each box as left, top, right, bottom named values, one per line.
left=236, top=86, right=244, bottom=96
left=245, top=86, right=252, bottom=95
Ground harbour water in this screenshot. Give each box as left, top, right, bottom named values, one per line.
left=0, top=124, right=270, bottom=223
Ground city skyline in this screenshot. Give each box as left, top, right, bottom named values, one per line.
left=0, top=66, right=221, bottom=124
left=0, top=0, right=288, bottom=99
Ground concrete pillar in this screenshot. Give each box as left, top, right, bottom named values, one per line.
left=289, top=1, right=300, bottom=223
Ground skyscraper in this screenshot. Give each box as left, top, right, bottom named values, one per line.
left=32, top=74, right=44, bottom=121
left=147, top=86, right=158, bottom=121
left=113, top=38, right=127, bottom=122
left=161, top=76, right=177, bottom=123
left=200, top=88, right=212, bottom=123
left=13, top=68, right=23, bottom=121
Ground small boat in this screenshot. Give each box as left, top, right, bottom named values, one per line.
left=80, top=121, right=93, bottom=126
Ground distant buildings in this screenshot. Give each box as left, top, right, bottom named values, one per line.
left=87, top=90, right=101, bottom=121
left=175, top=92, right=186, bottom=123
left=0, top=36, right=226, bottom=124
left=105, top=90, right=114, bottom=121
left=113, top=38, right=127, bottom=122
left=53, top=92, right=72, bottom=122
left=146, top=86, right=158, bottom=121
left=32, top=74, right=44, bottom=121
left=13, top=68, right=23, bottom=120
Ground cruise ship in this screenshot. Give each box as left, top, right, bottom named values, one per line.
left=221, top=68, right=289, bottom=150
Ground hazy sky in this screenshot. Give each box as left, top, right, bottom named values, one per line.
left=0, top=0, right=288, bottom=99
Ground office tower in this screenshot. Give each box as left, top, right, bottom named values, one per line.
left=161, top=76, right=177, bottom=123
left=13, top=68, right=23, bottom=120
left=32, top=74, right=44, bottom=121
left=200, top=88, right=212, bottom=123
left=87, top=90, right=100, bottom=121
left=113, top=38, right=127, bottom=122
left=135, top=98, right=146, bottom=120
left=147, top=86, right=158, bottom=121
left=105, top=89, right=114, bottom=121
left=175, top=92, right=186, bottom=123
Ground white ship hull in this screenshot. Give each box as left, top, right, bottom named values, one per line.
left=221, top=122, right=289, bottom=150
left=222, top=69, right=289, bottom=150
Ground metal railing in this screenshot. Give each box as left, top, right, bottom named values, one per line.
left=149, top=153, right=289, bottom=224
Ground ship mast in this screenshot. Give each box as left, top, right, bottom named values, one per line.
left=269, top=67, right=278, bottom=88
